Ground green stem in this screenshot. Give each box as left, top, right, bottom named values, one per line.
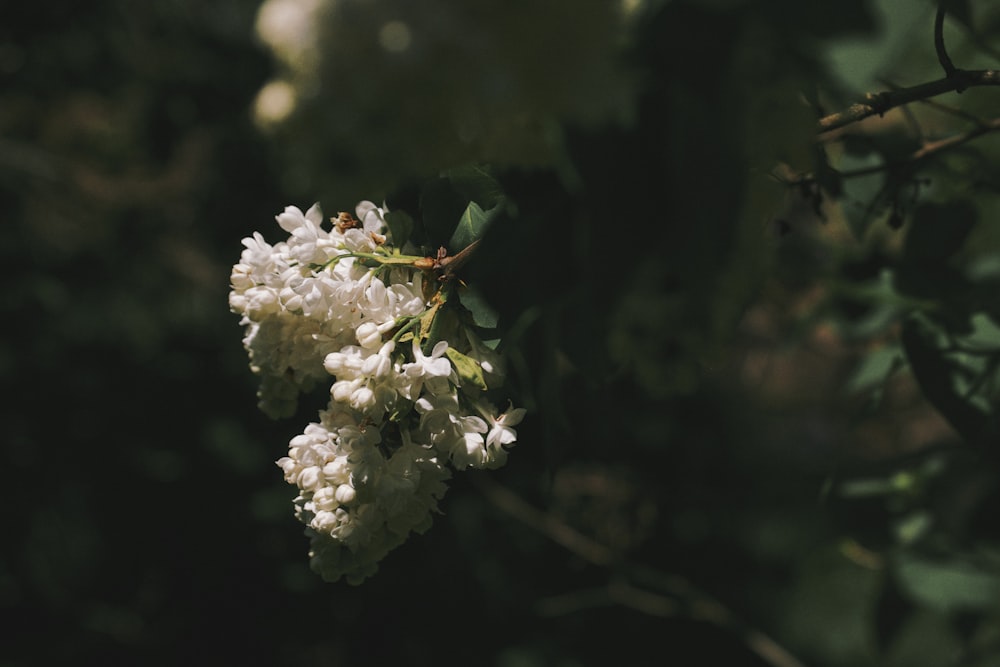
left=391, top=315, right=423, bottom=344
left=320, top=250, right=427, bottom=271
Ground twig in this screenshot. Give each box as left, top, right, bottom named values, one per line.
left=820, top=7, right=1000, bottom=134
left=473, top=473, right=615, bottom=566
left=817, top=71, right=1000, bottom=134
left=786, top=116, right=1000, bottom=188
left=934, top=6, right=958, bottom=79
left=474, top=475, right=812, bottom=667
left=911, top=116, right=1000, bottom=160
left=535, top=585, right=627, bottom=616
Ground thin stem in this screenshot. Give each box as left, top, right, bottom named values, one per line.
left=935, top=6, right=958, bottom=78
left=474, top=475, right=813, bottom=667
left=910, top=116, right=1000, bottom=161
left=391, top=314, right=422, bottom=343
left=320, top=249, right=428, bottom=271
left=472, top=474, right=616, bottom=566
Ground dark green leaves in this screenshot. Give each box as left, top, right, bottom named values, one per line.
left=895, top=201, right=977, bottom=307
left=457, top=286, right=499, bottom=329
left=846, top=343, right=903, bottom=395
left=384, top=209, right=414, bottom=249
left=903, top=201, right=977, bottom=263
left=417, top=165, right=506, bottom=251
left=450, top=201, right=502, bottom=253
left=893, top=551, right=1000, bottom=613
left=446, top=164, right=504, bottom=210
left=901, top=315, right=994, bottom=445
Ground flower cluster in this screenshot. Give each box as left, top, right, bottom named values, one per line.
left=230, top=201, right=524, bottom=583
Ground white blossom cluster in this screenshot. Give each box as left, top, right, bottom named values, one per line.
left=230, top=201, right=524, bottom=583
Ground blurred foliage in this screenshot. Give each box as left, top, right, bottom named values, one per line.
left=3, top=0, right=1000, bottom=665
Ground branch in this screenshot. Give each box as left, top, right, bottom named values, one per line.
left=819, top=6, right=1000, bottom=134
left=787, top=116, right=1000, bottom=188
left=911, top=116, right=1000, bottom=161
left=934, top=6, right=958, bottom=79
left=817, top=71, right=1000, bottom=134
left=472, top=473, right=615, bottom=567
left=474, top=475, right=812, bottom=667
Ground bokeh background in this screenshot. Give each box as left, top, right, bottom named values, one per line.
left=4, top=1, right=1000, bottom=665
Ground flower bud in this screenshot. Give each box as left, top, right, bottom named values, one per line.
left=355, top=321, right=382, bottom=349
left=313, top=486, right=338, bottom=511
left=335, top=484, right=357, bottom=504
left=298, top=465, right=322, bottom=491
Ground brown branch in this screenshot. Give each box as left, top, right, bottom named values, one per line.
left=817, top=70, right=1000, bottom=134
left=911, top=116, right=1000, bottom=160
left=820, top=6, right=1000, bottom=134
left=473, top=473, right=615, bottom=566
left=474, top=475, right=812, bottom=667
left=786, top=116, right=1000, bottom=188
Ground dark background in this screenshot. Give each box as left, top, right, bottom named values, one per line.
left=3, top=1, right=1000, bottom=665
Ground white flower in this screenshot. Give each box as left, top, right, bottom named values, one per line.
left=237, top=232, right=277, bottom=276
left=275, top=203, right=320, bottom=233
left=355, top=200, right=386, bottom=235
left=486, top=407, right=526, bottom=450
left=446, top=416, right=488, bottom=469
left=403, top=340, right=453, bottom=397
left=409, top=340, right=451, bottom=376
left=235, top=199, right=522, bottom=584
left=415, top=392, right=462, bottom=448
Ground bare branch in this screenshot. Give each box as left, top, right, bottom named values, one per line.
left=472, top=474, right=615, bottom=566
left=819, top=6, right=1000, bottom=134
left=911, top=116, right=1000, bottom=160
left=789, top=116, right=1000, bottom=188
left=817, top=71, right=1000, bottom=134
left=475, top=475, right=813, bottom=667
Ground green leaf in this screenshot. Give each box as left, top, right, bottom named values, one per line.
left=384, top=210, right=414, bottom=249
left=457, top=286, right=499, bottom=329
left=837, top=476, right=897, bottom=498
left=901, top=316, right=992, bottom=444
left=893, top=551, right=1000, bottom=612
left=419, top=302, right=442, bottom=343
left=846, top=344, right=903, bottom=394
left=966, top=253, right=1000, bottom=282
left=964, top=312, right=1000, bottom=350
left=903, top=201, right=977, bottom=263
left=446, top=164, right=504, bottom=209
left=445, top=347, right=488, bottom=391
left=450, top=201, right=502, bottom=252
left=893, top=263, right=971, bottom=304
left=892, top=512, right=932, bottom=545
